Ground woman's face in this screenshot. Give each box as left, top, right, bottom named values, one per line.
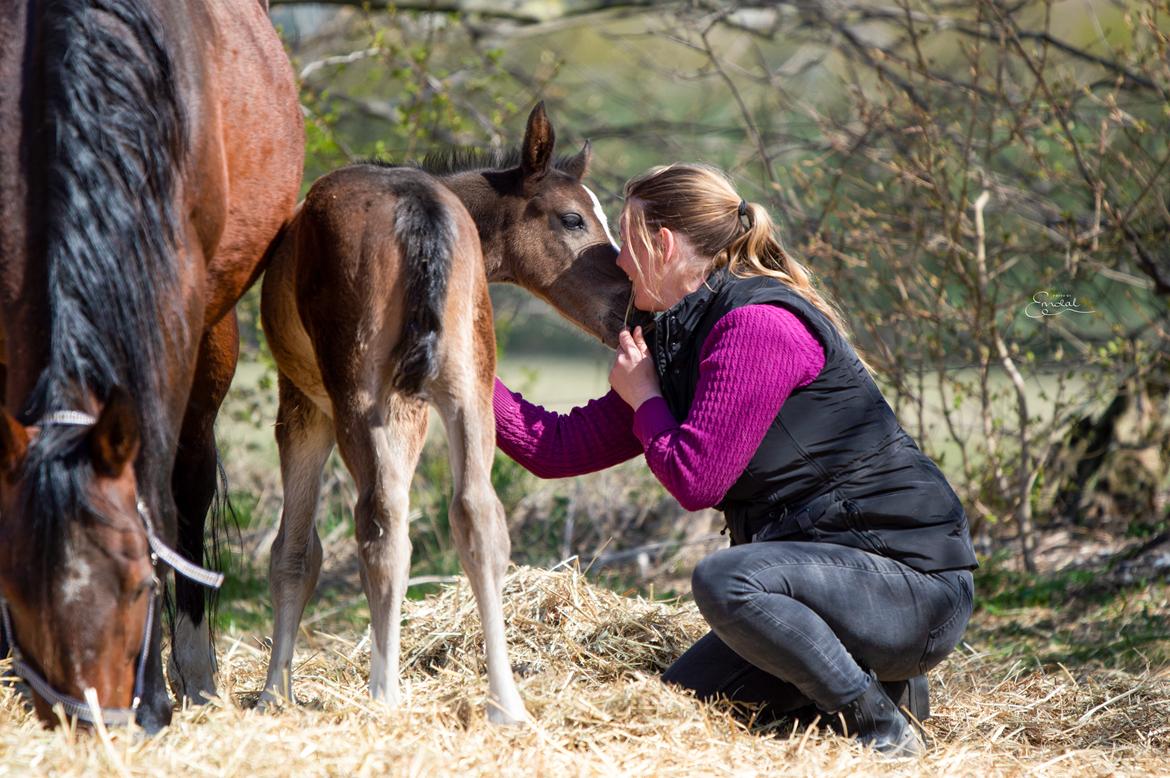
left=616, top=204, right=664, bottom=312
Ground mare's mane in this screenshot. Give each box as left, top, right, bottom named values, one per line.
left=19, top=0, right=187, bottom=597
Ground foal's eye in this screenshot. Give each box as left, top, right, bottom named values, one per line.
left=560, top=212, right=585, bottom=231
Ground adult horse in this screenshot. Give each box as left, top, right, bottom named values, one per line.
left=259, top=104, right=629, bottom=722
left=0, top=0, right=302, bottom=730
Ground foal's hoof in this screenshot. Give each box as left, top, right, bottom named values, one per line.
left=255, top=689, right=292, bottom=713
left=486, top=701, right=530, bottom=727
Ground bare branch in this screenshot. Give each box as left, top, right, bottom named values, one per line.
left=300, top=46, right=382, bottom=81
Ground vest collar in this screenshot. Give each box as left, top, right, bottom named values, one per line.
left=654, top=266, right=730, bottom=339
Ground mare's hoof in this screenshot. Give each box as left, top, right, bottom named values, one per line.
left=167, top=664, right=218, bottom=708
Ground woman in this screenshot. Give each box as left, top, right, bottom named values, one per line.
left=493, top=164, right=977, bottom=756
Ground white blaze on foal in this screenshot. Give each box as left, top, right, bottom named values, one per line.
left=584, top=186, right=618, bottom=250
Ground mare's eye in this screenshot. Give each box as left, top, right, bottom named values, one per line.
left=130, top=578, right=154, bottom=602
left=560, top=212, right=585, bottom=231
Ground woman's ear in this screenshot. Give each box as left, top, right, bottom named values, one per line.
left=657, top=226, right=678, bottom=266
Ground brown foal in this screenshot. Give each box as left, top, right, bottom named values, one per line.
left=259, top=104, right=629, bottom=722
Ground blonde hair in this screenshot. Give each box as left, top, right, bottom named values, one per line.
left=623, top=163, right=855, bottom=342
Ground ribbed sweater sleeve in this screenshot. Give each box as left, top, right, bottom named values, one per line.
left=492, top=379, right=644, bottom=478
left=631, top=304, right=825, bottom=510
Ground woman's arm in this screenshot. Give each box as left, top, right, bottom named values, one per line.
left=632, top=305, right=825, bottom=510
left=493, top=379, right=644, bottom=478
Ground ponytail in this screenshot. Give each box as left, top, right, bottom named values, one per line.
left=721, top=201, right=854, bottom=342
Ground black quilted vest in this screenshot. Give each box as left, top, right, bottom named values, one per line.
left=647, top=269, right=978, bottom=573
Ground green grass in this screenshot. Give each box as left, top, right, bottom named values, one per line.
left=969, top=558, right=1170, bottom=672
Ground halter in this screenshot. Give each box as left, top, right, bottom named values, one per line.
left=0, top=410, right=223, bottom=727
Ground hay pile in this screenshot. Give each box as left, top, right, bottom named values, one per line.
left=1, top=566, right=1167, bottom=776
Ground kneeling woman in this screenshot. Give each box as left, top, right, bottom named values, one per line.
left=493, top=164, right=977, bottom=756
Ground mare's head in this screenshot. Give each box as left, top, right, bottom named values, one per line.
left=0, top=390, right=154, bottom=724
left=434, top=104, right=631, bottom=347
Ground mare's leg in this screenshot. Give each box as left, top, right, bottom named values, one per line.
left=260, top=373, right=335, bottom=704
left=434, top=312, right=527, bottom=724
left=168, top=313, right=238, bottom=704
left=333, top=394, right=426, bottom=706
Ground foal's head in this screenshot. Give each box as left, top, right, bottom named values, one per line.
left=0, top=390, right=154, bottom=724
left=438, top=104, right=632, bottom=347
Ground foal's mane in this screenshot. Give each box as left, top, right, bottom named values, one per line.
left=369, top=147, right=582, bottom=177
left=20, top=0, right=186, bottom=595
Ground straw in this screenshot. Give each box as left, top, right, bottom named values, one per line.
left=0, top=566, right=1165, bottom=776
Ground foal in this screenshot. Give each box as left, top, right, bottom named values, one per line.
left=259, top=104, right=628, bottom=722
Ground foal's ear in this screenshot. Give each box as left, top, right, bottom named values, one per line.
left=563, top=140, right=591, bottom=181
left=89, top=388, right=139, bottom=477
left=0, top=410, right=29, bottom=477
left=521, top=101, right=555, bottom=181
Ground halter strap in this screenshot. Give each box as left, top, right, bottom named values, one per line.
left=33, top=409, right=225, bottom=589
left=38, top=410, right=98, bottom=427
left=137, top=500, right=224, bottom=589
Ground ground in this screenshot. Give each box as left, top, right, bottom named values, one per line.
left=1, top=564, right=1166, bottom=777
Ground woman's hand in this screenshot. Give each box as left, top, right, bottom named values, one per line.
left=609, top=326, right=662, bottom=410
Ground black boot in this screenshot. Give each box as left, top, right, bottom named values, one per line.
left=837, top=673, right=924, bottom=757
left=881, top=674, right=930, bottom=724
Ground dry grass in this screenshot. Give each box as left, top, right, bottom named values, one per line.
left=1, top=566, right=1167, bottom=777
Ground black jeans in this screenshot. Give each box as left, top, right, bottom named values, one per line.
left=665, top=541, right=973, bottom=713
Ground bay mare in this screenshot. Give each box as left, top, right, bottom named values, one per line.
left=0, top=0, right=302, bottom=730
left=259, top=104, right=630, bottom=722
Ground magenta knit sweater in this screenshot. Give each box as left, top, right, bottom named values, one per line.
left=492, top=304, right=826, bottom=511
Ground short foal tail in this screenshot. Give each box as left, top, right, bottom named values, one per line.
left=389, top=178, right=455, bottom=396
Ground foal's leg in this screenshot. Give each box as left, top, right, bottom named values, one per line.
left=333, top=394, right=426, bottom=706
left=168, top=313, right=238, bottom=704
left=260, top=373, right=335, bottom=705
left=435, top=336, right=528, bottom=724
